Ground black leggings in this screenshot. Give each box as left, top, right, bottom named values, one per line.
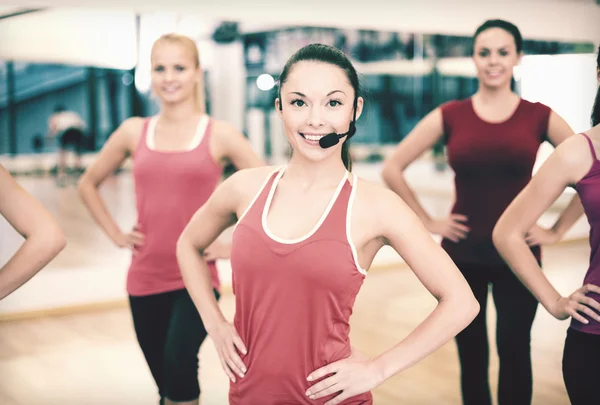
left=563, top=328, right=600, bottom=405
left=454, top=261, right=539, bottom=405
left=129, top=288, right=220, bottom=403
left=59, top=127, right=84, bottom=152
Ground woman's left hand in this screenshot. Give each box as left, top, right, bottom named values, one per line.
left=202, top=241, right=232, bottom=261
left=305, top=348, right=383, bottom=404
left=525, top=225, right=560, bottom=246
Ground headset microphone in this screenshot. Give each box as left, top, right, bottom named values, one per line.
left=318, top=122, right=356, bottom=149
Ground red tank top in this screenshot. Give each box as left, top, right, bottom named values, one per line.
left=229, top=167, right=372, bottom=405
left=127, top=116, right=223, bottom=296
left=440, top=98, right=551, bottom=265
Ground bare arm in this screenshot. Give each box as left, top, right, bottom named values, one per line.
left=493, top=135, right=598, bottom=322
left=306, top=183, right=479, bottom=403
left=381, top=108, right=469, bottom=242
left=368, top=187, right=479, bottom=379
left=213, top=120, right=265, bottom=170
left=533, top=110, right=584, bottom=243
left=381, top=108, right=444, bottom=225
left=202, top=121, right=266, bottom=261
left=78, top=118, right=143, bottom=248
left=177, top=173, right=240, bottom=332
left=177, top=169, right=271, bottom=382
left=0, top=166, right=66, bottom=300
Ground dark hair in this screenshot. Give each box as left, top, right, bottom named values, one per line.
left=54, top=105, right=67, bottom=113
left=277, top=43, right=360, bottom=171
left=473, top=19, right=523, bottom=53
left=592, top=46, right=600, bottom=126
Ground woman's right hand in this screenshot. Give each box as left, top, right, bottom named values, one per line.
left=114, top=225, right=145, bottom=254
left=550, top=284, right=600, bottom=323
left=210, top=321, right=248, bottom=382
left=425, top=214, right=470, bottom=242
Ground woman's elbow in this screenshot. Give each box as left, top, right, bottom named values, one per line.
left=492, top=220, right=512, bottom=250
left=176, top=230, right=199, bottom=260
left=77, top=174, right=97, bottom=197
left=465, top=295, right=480, bottom=324
left=33, top=224, right=66, bottom=260
left=449, top=287, right=480, bottom=327
left=381, top=158, right=401, bottom=187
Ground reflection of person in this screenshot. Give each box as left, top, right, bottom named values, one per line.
left=382, top=20, right=581, bottom=405
left=177, top=43, right=479, bottom=405
left=0, top=165, right=66, bottom=300
left=494, top=46, right=600, bottom=405
left=78, top=34, right=263, bottom=405
left=47, top=105, right=86, bottom=186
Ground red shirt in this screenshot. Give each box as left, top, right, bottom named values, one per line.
left=127, top=116, right=222, bottom=296
left=229, top=168, right=372, bottom=404
left=441, top=98, right=551, bottom=265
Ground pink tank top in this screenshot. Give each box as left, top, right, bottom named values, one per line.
left=127, top=116, right=223, bottom=296
left=229, top=167, right=373, bottom=405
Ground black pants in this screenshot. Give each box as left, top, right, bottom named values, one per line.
left=129, top=288, right=220, bottom=403
left=454, top=261, right=539, bottom=405
left=59, top=127, right=85, bottom=153
left=563, top=328, right=600, bottom=405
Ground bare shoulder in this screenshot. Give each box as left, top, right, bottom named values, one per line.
left=211, top=118, right=237, bottom=133
left=211, top=118, right=242, bottom=141
left=112, top=116, right=146, bottom=153
left=352, top=175, right=411, bottom=225
left=222, top=165, right=281, bottom=198
left=354, top=176, right=402, bottom=209
left=551, top=133, right=594, bottom=170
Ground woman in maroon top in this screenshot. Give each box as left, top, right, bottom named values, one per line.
left=382, top=20, right=581, bottom=405
left=494, top=47, right=600, bottom=405
left=177, top=43, right=479, bottom=405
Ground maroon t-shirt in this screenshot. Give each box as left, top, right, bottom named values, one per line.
left=440, top=97, right=551, bottom=266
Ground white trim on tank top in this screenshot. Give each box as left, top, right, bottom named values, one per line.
left=146, top=114, right=209, bottom=152
left=346, top=174, right=367, bottom=276
left=262, top=166, right=349, bottom=245
left=233, top=166, right=284, bottom=232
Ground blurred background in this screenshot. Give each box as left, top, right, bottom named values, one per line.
left=0, top=1, right=599, bottom=404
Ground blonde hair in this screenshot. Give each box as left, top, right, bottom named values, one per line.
left=151, top=33, right=206, bottom=114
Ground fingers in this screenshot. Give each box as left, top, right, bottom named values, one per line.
left=232, top=332, right=248, bottom=356
left=307, top=377, right=341, bottom=400
left=525, top=235, right=539, bottom=247
left=222, top=328, right=247, bottom=379
left=307, top=363, right=336, bottom=382
left=324, top=391, right=350, bottom=405
left=570, top=303, right=597, bottom=324
left=202, top=251, right=217, bottom=261
left=443, top=227, right=467, bottom=243
left=451, top=214, right=468, bottom=223
left=129, top=231, right=145, bottom=246
left=582, top=284, right=600, bottom=295
left=444, top=215, right=470, bottom=242
left=581, top=296, right=600, bottom=313
left=224, top=347, right=246, bottom=379
left=217, top=348, right=237, bottom=383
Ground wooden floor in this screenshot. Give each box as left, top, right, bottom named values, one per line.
left=0, top=240, right=587, bottom=405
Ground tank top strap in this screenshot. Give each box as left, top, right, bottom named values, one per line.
left=134, top=117, right=153, bottom=156
left=314, top=171, right=352, bottom=239
left=235, top=167, right=284, bottom=229
left=581, top=133, right=598, bottom=161
left=188, top=115, right=212, bottom=153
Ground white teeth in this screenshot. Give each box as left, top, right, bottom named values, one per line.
left=304, top=134, right=323, bottom=141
